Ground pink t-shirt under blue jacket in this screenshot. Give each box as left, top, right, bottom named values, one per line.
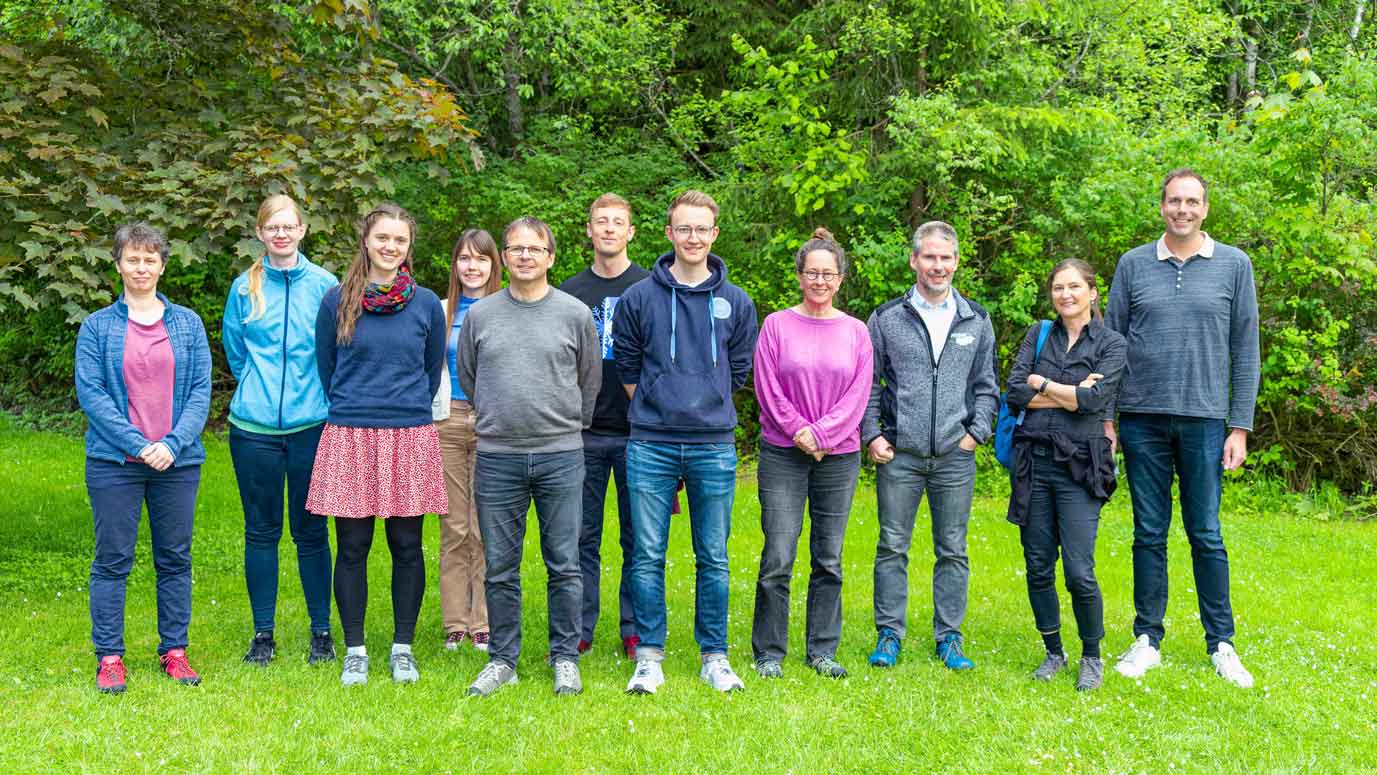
left=123, top=318, right=175, bottom=449
left=753, top=308, right=873, bottom=455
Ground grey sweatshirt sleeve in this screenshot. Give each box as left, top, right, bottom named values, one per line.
left=1229, top=255, right=1261, bottom=430
left=456, top=305, right=479, bottom=401
left=1102, top=255, right=1131, bottom=421
left=861, top=310, right=886, bottom=445
left=965, top=314, right=1000, bottom=444
left=577, top=310, right=602, bottom=428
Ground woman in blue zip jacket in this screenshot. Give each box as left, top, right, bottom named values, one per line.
left=76, top=221, right=212, bottom=694
left=222, top=194, right=340, bottom=667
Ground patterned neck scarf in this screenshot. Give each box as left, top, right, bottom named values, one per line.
left=362, top=265, right=415, bottom=314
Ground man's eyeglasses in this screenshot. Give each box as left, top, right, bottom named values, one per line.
left=261, top=224, right=300, bottom=236
left=800, top=270, right=841, bottom=282
left=670, top=225, right=716, bottom=239
left=505, top=245, right=550, bottom=258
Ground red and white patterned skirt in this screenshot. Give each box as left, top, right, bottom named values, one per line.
left=307, top=424, right=448, bottom=519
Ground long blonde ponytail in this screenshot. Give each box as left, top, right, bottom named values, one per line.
left=246, top=194, right=305, bottom=322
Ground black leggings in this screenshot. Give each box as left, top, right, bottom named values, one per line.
left=334, top=516, right=425, bottom=648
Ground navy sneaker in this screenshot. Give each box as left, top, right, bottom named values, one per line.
left=936, top=633, right=974, bottom=671
left=868, top=628, right=901, bottom=668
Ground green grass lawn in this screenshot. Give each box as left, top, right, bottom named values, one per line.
left=0, top=417, right=1374, bottom=774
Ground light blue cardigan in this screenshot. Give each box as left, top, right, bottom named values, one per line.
left=75, top=292, right=212, bottom=466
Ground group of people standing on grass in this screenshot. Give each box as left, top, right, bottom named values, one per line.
left=75, top=167, right=1259, bottom=699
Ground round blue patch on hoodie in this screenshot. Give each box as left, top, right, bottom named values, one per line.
left=712, top=297, right=732, bottom=319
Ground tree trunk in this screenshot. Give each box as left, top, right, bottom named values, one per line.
left=908, top=181, right=928, bottom=230
left=1352, top=0, right=1369, bottom=51
left=503, top=0, right=524, bottom=146
left=1243, top=28, right=1258, bottom=97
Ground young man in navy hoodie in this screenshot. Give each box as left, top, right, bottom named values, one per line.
left=612, top=190, right=758, bottom=694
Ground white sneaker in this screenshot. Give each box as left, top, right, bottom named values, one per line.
left=1211, top=643, right=1254, bottom=688
left=699, top=656, right=745, bottom=693
left=1114, top=634, right=1162, bottom=678
left=626, top=656, right=665, bottom=695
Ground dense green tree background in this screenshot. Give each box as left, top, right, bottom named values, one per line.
left=2, top=0, right=1374, bottom=490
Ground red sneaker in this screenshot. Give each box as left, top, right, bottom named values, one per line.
left=622, top=635, right=641, bottom=660
left=577, top=639, right=592, bottom=654
left=159, top=649, right=201, bottom=685
left=444, top=631, right=467, bottom=651
left=96, top=655, right=127, bottom=694
left=471, top=631, right=489, bottom=653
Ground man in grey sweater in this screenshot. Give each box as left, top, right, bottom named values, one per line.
left=457, top=216, right=601, bottom=698
left=861, top=220, right=999, bottom=671
left=1106, top=169, right=1260, bottom=689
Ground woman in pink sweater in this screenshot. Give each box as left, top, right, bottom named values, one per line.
left=750, top=228, right=873, bottom=680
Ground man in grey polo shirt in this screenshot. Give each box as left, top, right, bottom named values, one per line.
left=1105, top=168, right=1260, bottom=688
left=862, top=220, right=999, bottom=671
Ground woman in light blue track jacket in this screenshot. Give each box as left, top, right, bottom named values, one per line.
left=222, top=194, right=339, bottom=668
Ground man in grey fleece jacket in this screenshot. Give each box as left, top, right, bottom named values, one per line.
left=861, top=220, right=999, bottom=671
left=456, top=217, right=601, bottom=698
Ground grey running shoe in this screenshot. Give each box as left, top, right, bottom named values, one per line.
left=1076, top=657, right=1104, bottom=692
left=808, top=655, right=849, bottom=679
left=467, top=661, right=518, bottom=697
left=626, top=656, right=665, bottom=695
left=340, top=653, right=368, bottom=686
left=1033, top=651, right=1068, bottom=682
left=753, top=658, right=783, bottom=679
left=390, top=650, right=419, bottom=684
left=553, top=659, right=583, bottom=696
left=699, top=656, right=745, bottom=692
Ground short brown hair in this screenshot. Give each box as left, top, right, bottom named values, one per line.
left=589, top=193, right=633, bottom=222
left=503, top=216, right=557, bottom=256
left=1160, top=168, right=1209, bottom=203
left=666, top=190, right=718, bottom=224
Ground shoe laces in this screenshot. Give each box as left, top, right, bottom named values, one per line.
left=392, top=652, right=415, bottom=672
left=475, top=661, right=504, bottom=685
left=939, top=636, right=965, bottom=660
left=633, top=658, right=657, bottom=678
left=705, top=658, right=735, bottom=681
left=877, top=631, right=900, bottom=655
left=99, top=658, right=126, bottom=683
left=161, top=651, right=196, bottom=680
left=343, top=654, right=368, bottom=673
left=554, top=661, right=579, bottom=683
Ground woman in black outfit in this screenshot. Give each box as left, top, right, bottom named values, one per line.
left=1005, top=258, right=1126, bottom=692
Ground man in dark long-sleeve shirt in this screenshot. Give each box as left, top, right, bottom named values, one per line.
left=1104, top=168, right=1260, bottom=689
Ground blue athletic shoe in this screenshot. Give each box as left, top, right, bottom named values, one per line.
left=868, top=628, right=901, bottom=668
left=936, top=633, right=974, bottom=670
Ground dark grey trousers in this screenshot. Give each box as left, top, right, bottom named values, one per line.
left=873, top=448, right=977, bottom=642
left=751, top=443, right=860, bottom=663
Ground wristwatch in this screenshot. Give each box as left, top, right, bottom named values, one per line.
left=1037, top=378, right=1050, bottom=394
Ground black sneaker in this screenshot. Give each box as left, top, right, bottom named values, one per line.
left=309, top=631, right=336, bottom=665
left=243, top=632, right=275, bottom=666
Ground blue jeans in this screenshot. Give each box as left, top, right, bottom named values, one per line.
left=1119, top=413, right=1235, bottom=652
left=475, top=450, right=584, bottom=668
left=626, top=440, right=737, bottom=656
left=579, top=433, right=635, bottom=642
left=229, top=424, right=332, bottom=634
left=751, top=443, right=859, bottom=663
left=873, top=448, right=976, bottom=642
left=86, top=459, right=200, bottom=657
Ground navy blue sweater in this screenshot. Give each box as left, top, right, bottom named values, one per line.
left=612, top=252, right=758, bottom=443
left=315, top=284, right=447, bottom=428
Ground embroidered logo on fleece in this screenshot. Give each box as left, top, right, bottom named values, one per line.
left=712, top=297, right=732, bottom=319
left=952, top=332, right=975, bottom=346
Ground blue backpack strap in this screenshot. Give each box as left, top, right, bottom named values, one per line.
left=1033, top=319, right=1053, bottom=361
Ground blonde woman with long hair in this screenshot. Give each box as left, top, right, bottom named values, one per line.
left=223, top=194, right=340, bottom=667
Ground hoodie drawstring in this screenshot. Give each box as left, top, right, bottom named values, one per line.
left=668, top=283, right=718, bottom=367
left=708, top=290, right=718, bottom=367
